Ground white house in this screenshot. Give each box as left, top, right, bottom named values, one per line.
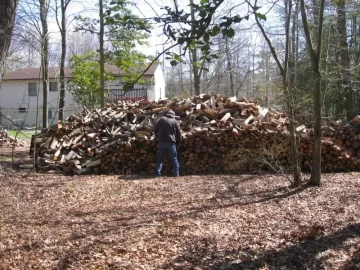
left=0, top=63, right=165, bottom=128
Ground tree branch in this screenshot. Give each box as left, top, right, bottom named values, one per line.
left=299, top=0, right=316, bottom=67
left=247, top=0, right=284, bottom=75
left=130, top=43, right=178, bottom=86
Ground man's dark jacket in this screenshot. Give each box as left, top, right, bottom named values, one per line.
left=155, top=110, right=181, bottom=144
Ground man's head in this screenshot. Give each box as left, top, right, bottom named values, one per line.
left=165, top=109, right=175, bottom=118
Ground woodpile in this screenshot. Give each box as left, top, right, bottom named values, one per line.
left=31, top=94, right=360, bottom=175
left=301, top=116, right=360, bottom=171
left=0, top=129, right=27, bottom=148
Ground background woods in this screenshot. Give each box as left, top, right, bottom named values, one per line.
left=164, top=0, right=360, bottom=123
left=2, top=0, right=360, bottom=122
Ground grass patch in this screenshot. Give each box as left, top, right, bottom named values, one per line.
left=7, top=130, right=39, bottom=144
left=0, top=156, right=12, bottom=162
left=7, top=130, right=36, bottom=139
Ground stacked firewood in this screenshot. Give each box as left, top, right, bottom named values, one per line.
left=31, top=94, right=360, bottom=174
left=293, top=115, right=360, bottom=172
left=0, top=129, right=27, bottom=148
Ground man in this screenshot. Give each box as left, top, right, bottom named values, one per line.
left=154, top=109, right=181, bottom=177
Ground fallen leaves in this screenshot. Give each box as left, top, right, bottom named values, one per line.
left=0, top=171, right=359, bottom=269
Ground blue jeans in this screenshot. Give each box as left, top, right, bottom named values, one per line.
left=155, top=142, right=179, bottom=176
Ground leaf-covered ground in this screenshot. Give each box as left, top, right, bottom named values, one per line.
left=0, top=167, right=359, bottom=269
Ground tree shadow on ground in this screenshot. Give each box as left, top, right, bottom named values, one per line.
left=1, top=173, right=314, bottom=269
left=160, top=223, right=360, bottom=270
left=0, top=147, right=32, bottom=168
left=58, top=175, right=306, bottom=228
left=118, top=172, right=292, bottom=181
left=51, top=177, right=310, bottom=269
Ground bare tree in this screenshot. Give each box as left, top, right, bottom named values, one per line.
left=16, top=0, right=51, bottom=128
left=248, top=0, right=302, bottom=186
left=55, top=0, right=72, bottom=120
left=40, top=0, right=50, bottom=128
left=300, top=0, right=326, bottom=186
left=99, top=0, right=105, bottom=107
left=9, top=23, right=41, bottom=69
left=67, top=32, right=98, bottom=62
left=289, top=0, right=299, bottom=87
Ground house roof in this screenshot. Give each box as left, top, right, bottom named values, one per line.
left=2, top=63, right=159, bottom=81
left=3, top=67, right=73, bottom=81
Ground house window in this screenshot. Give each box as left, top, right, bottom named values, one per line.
left=28, top=83, right=37, bottom=96
left=18, top=108, right=26, bottom=113
left=48, top=109, right=53, bottom=119
left=49, top=82, right=58, bottom=92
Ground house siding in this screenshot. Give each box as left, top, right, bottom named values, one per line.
left=0, top=64, right=166, bottom=127
left=0, top=80, right=80, bottom=128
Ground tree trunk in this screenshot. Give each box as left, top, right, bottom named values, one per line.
left=350, top=13, right=360, bottom=114
left=289, top=0, right=299, bottom=86
left=58, top=0, right=68, bottom=121
left=99, top=0, right=105, bottom=107
left=0, top=0, right=19, bottom=83
left=321, top=23, right=332, bottom=117
left=311, top=0, right=319, bottom=42
left=40, top=0, right=49, bottom=128
left=225, top=38, right=235, bottom=96
left=300, top=0, right=325, bottom=186
left=252, top=43, right=255, bottom=96
left=336, top=0, right=354, bottom=121
left=265, top=50, right=270, bottom=107
left=311, top=71, right=322, bottom=185
left=192, top=59, right=201, bottom=95
left=189, top=50, right=193, bottom=97
left=179, top=45, right=184, bottom=94
left=285, top=0, right=302, bottom=187
left=189, top=0, right=201, bottom=95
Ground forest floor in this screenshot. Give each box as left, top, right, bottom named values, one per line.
left=0, top=148, right=359, bottom=269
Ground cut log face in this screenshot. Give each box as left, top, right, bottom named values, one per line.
left=244, top=114, right=254, bottom=125
left=220, top=113, right=231, bottom=123
left=30, top=94, right=360, bottom=175
left=65, top=150, right=77, bottom=161
left=50, top=137, right=58, bottom=149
